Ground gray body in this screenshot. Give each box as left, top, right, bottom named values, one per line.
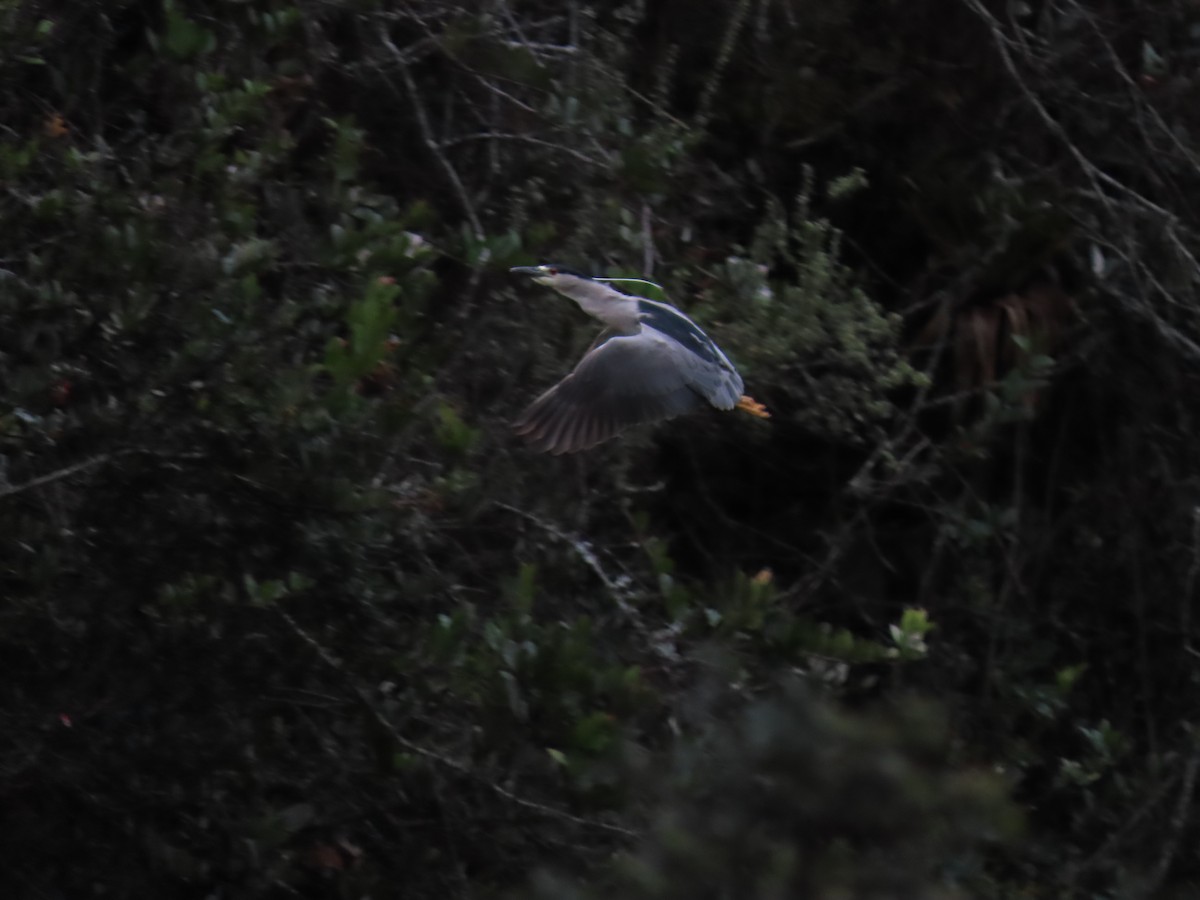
left=510, top=265, right=744, bottom=454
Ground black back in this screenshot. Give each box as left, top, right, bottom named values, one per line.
left=636, top=298, right=721, bottom=365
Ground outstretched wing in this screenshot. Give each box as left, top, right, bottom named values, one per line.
left=514, top=329, right=737, bottom=454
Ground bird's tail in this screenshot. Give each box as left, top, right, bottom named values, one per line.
left=735, top=395, right=771, bottom=419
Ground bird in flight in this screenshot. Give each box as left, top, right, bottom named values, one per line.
left=510, top=264, right=769, bottom=454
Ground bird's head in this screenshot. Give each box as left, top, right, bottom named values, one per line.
left=511, top=263, right=641, bottom=328
left=510, top=264, right=592, bottom=290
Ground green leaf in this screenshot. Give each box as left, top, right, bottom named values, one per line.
left=571, top=711, right=617, bottom=754
left=163, top=7, right=214, bottom=59
left=510, top=562, right=537, bottom=614
left=435, top=403, right=480, bottom=454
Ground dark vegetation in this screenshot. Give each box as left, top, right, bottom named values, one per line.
left=2, top=0, right=1200, bottom=896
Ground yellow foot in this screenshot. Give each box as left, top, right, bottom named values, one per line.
left=735, top=395, right=771, bottom=419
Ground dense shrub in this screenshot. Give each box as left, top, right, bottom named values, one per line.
left=2, top=1, right=1200, bottom=897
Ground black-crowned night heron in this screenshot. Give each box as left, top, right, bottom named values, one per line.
left=510, top=264, right=769, bottom=454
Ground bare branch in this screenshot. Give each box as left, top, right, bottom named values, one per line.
left=497, top=40, right=577, bottom=54
left=492, top=500, right=633, bottom=606
left=0, top=454, right=113, bottom=501
left=961, top=0, right=1200, bottom=365
left=0, top=448, right=210, bottom=502
left=641, top=201, right=656, bottom=276
left=438, top=132, right=607, bottom=166
left=1141, top=739, right=1200, bottom=898
left=695, top=0, right=752, bottom=128
left=375, top=24, right=484, bottom=240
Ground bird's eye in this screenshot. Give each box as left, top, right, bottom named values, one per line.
left=545, top=266, right=558, bottom=275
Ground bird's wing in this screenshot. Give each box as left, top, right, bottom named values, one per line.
left=514, top=329, right=736, bottom=454
left=634, top=300, right=743, bottom=408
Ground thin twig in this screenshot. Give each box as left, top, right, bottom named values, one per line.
left=0, top=447, right=212, bottom=502
left=961, top=0, right=1200, bottom=366
left=376, top=24, right=483, bottom=239
left=1182, top=506, right=1200, bottom=651
left=1065, top=764, right=1179, bottom=885
left=494, top=0, right=545, bottom=69
left=438, top=132, right=606, bottom=166
left=0, top=454, right=113, bottom=500
left=641, top=202, right=656, bottom=276
left=695, top=0, right=751, bottom=128
left=1066, top=0, right=1200, bottom=174
left=1141, top=739, right=1200, bottom=897
left=498, top=40, right=577, bottom=54
left=493, top=500, right=632, bottom=604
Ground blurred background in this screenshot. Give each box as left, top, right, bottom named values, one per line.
left=2, top=0, right=1199, bottom=896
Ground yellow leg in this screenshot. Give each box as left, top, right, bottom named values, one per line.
left=735, top=395, right=770, bottom=419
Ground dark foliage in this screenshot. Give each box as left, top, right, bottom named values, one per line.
left=2, top=0, right=1200, bottom=897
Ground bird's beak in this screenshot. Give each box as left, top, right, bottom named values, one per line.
left=509, top=266, right=543, bottom=276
